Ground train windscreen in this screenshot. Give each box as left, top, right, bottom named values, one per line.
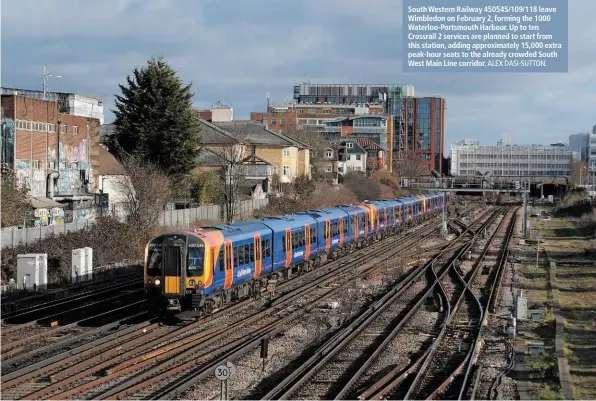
left=147, top=237, right=163, bottom=276
left=187, top=237, right=205, bottom=277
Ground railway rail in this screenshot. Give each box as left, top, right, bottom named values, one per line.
left=358, top=207, right=517, bottom=401
left=1, top=212, right=457, bottom=401
left=255, top=207, right=501, bottom=401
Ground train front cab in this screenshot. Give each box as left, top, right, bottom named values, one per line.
left=145, top=231, right=217, bottom=315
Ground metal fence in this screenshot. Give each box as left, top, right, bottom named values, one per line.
left=1, top=198, right=269, bottom=248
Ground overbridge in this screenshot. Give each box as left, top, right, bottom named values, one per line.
left=400, top=176, right=531, bottom=238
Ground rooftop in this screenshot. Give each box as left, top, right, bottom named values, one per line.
left=213, top=120, right=300, bottom=147
left=98, top=145, right=125, bottom=175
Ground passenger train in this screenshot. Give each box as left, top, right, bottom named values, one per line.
left=145, top=192, right=452, bottom=316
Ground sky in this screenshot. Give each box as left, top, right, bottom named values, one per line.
left=1, top=0, right=595, bottom=151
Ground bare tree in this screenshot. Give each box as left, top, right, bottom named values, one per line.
left=392, top=149, right=432, bottom=179
left=1, top=177, right=30, bottom=227
left=283, top=124, right=328, bottom=163
left=206, top=122, right=253, bottom=224
left=113, top=154, right=172, bottom=232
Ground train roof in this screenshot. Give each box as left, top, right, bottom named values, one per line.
left=365, top=199, right=393, bottom=208
left=378, top=198, right=402, bottom=207
left=259, top=213, right=318, bottom=230
left=298, top=207, right=348, bottom=220
left=205, top=222, right=271, bottom=240
left=336, top=204, right=367, bottom=215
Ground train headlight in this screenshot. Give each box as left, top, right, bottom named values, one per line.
left=154, top=278, right=161, bottom=286
left=189, top=279, right=196, bottom=286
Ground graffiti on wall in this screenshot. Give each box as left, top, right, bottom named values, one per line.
left=47, top=139, right=93, bottom=194
left=14, top=160, right=46, bottom=197
left=1, top=117, right=15, bottom=173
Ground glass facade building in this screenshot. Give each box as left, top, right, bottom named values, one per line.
left=403, top=97, right=445, bottom=173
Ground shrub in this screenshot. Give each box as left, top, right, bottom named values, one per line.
left=1, top=217, right=147, bottom=283
left=343, top=171, right=381, bottom=201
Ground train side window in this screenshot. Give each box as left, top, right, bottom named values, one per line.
left=311, top=227, right=317, bottom=243
left=234, top=246, right=240, bottom=267
left=344, top=220, right=348, bottom=233
left=323, top=226, right=327, bottom=239
left=282, top=235, right=286, bottom=251
left=248, top=244, right=254, bottom=263
left=219, top=248, right=225, bottom=272
left=238, top=246, right=244, bottom=266
left=265, top=239, right=271, bottom=257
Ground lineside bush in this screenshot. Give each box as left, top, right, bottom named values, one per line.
left=1, top=217, right=148, bottom=283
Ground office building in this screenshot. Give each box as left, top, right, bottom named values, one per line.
left=252, top=84, right=445, bottom=173
left=569, top=133, right=590, bottom=162
left=450, top=139, right=573, bottom=178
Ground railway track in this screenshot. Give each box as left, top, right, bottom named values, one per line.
left=1, top=287, right=146, bottom=361
left=365, top=207, right=517, bottom=401
left=254, top=207, right=500, bottom=401
left=1, top=212, right=454, bottom=401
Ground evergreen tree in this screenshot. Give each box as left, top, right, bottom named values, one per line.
left=110, top=57, right=201, bottom=178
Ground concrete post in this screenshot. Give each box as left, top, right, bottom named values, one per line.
left=522, top=192, right=528, bottom=238
left=442, top=191, right=448, bottom=237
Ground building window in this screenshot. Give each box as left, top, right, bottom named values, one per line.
left=47, top=123, right=55, bottom=132
left=280, top=119, right=285, bottom=126
left=60, top=124, right=67, bottom=134
left=271, top=118, right=276, bottom=125
left=283, top=165, right=290, bottom=176
left=296, top=109, right=304, bottom=114
left=24, top=121, right=31, bottom=130
left=325, top=166, right=332, bottom=172
left=283, top=148, right=290, bottom=157
left=308, top=108, right=316, bottom=114
left=347, top=142, right=354, bottom=148
left=356, top=154, right=361, bottom=161
left=31, top=160, right=39, bottom=169
left=325, top=150, right=333, bottom=158
left=73, top=125, right=79, bottom=135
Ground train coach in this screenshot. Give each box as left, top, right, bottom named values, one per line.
left=145, top=191, right=450, bottom=316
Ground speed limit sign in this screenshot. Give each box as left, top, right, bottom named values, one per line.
left=215, top=362, right=236, bottom=381
left=215, top=365, right=230, bottom=381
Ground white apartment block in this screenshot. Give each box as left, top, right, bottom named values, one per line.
left=450, top=140, right=572, bottom=177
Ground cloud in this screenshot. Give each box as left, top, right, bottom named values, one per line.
left=1, top=0, right=594, bottom=153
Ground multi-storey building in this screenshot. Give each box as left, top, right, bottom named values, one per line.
left=1, top=93, right=101, bottom=224
left=569, top=133, right=590, bottom=162
left=450, top=139, right=572, bottom=178
left=251, top=84, right=445, bottom=174
left=1, top=87, right=104, bottom=124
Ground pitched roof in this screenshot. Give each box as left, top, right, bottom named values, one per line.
left=198, top=119, right=238, bottom=144
left=327, top=139, right=367, bottom=154
left=99, top=145, right=126, bottom=175
left=213, top=120, right=296, bottom=147
left=196, top=148, right=230, bottom=166
left=351, top=137, right=388, bottom=151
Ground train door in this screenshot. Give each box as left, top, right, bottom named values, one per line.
left=325, top=220, right=331, bottom=251
left=254, top=235, right=262, bottom=278
left=305, top=225, right=311, bottom=260
left=339, top=217, right=344, bottom=246
left=162, top=236, right=185, bottom=296
left=224, top=241, right=233, bottom=290
left=364, top=212, right=369, bottom=236
left=285, top=228, right=292, bottom=267
left=354, top=214, right=359, bottom=240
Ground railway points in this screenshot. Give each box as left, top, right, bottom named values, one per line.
left=0, top=198, right=531, bottom=401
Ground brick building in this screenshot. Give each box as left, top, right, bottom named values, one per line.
left=1, top=93, right=101, bottom=224
left=251, top=84, right=445, bottom=174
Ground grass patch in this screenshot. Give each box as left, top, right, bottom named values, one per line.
left=526, top=353, right=557, bottom=371
left=556, top=276, right=596, bottom=287
left=534, top=384, right=564, bottom=400
left=559, top=292, right=596, bottom=309
left=525, top=289, right=552, bottom=308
